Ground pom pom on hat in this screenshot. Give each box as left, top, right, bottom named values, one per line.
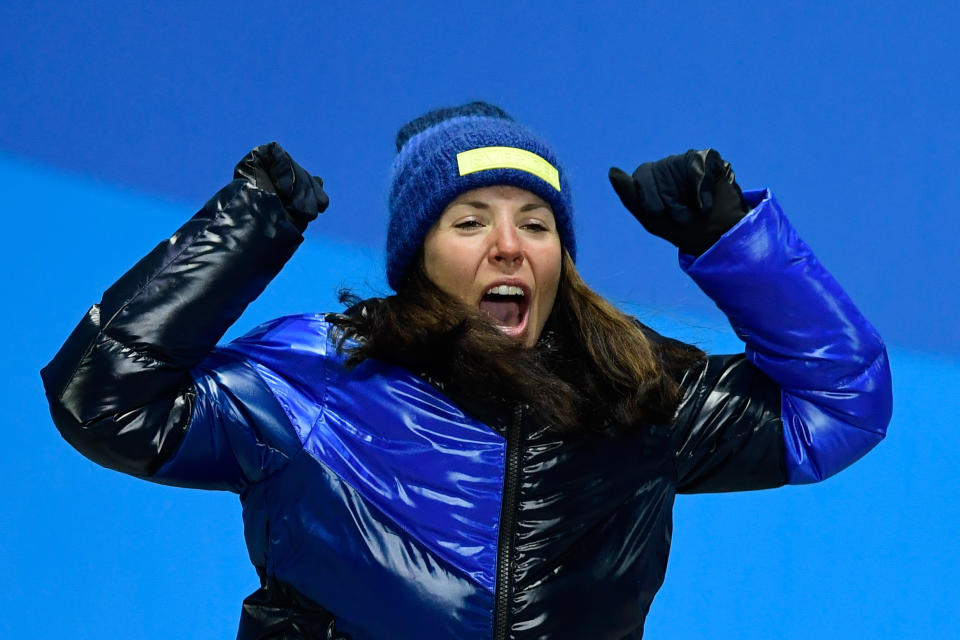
left=386, top=101, right=575, bottom=291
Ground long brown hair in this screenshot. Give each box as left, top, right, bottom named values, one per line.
left=328, top=250, right=703, bottom=434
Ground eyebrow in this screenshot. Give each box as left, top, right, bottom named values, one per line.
left=520, top=202, right=550, bottom=212
left=457, top=201, right=550, bottom=211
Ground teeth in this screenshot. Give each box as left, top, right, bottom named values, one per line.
left=486, top=284, right=525, bottom=297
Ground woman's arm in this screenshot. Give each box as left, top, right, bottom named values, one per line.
left=611, top=151, right=892, bottom=489
left=679, top=189, right=891, bottom=484
left=40, top=143, right=328, bottom=488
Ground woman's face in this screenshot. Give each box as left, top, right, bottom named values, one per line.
left=423, top=185, right=562, bottom=348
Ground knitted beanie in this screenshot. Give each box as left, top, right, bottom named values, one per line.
left=386, top=101, right=575, bottom=291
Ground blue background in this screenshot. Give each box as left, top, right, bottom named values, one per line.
left=3, top=1, right=958, bottom=638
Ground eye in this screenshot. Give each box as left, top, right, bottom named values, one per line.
left=454, top=219, right=484, bottom=230
left=521, top=221, right=550, bottom=233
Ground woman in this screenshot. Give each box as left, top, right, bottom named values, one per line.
left=42, top=102, right=892, bottom=639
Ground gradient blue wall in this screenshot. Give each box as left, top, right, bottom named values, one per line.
left=3, top=2, right=957, bottom=637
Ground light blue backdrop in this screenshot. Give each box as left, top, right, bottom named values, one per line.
left=3, top=2, right=957, bottom=638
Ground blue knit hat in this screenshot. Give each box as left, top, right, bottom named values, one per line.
left=386, top=102, right=575, bottom=291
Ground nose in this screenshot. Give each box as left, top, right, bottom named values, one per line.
left=489, top=221, right=523, bottom=267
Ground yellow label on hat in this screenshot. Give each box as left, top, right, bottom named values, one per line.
left=456, top=146, right=561, bottom=191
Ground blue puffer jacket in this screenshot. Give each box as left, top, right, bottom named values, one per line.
left=41, top=175, right=892, bottom=639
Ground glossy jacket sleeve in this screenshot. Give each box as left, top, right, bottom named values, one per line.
left=672, top=351, right=786, bottom=493
left=679, top=189, right=893, bottom=485
left=40, top=177, right=304, bottom=485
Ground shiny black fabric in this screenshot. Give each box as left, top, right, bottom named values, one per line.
left=489, top=352, right=784, bottom=638
left=238, top=579, right=344, bottom=640
left=40, top=177, right=303, bottom=477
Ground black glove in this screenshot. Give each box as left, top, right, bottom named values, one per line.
left=234, top=142, right=329, bottom=232
left=609, top=149, right=747, bottom=256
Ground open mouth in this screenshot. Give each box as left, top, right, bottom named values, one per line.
left=478, top=283, right=530, bottom=334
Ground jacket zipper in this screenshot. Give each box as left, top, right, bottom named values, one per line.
left=493, top=404, right=523, bottom=640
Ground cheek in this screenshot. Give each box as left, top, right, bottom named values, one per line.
left=531, top=245, right=562, bottom=315
left=538, top=275, right=561, bottom=319
left=536, top=247, right=562, bottom=293
left=424, top=239, right=476, bottom=300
